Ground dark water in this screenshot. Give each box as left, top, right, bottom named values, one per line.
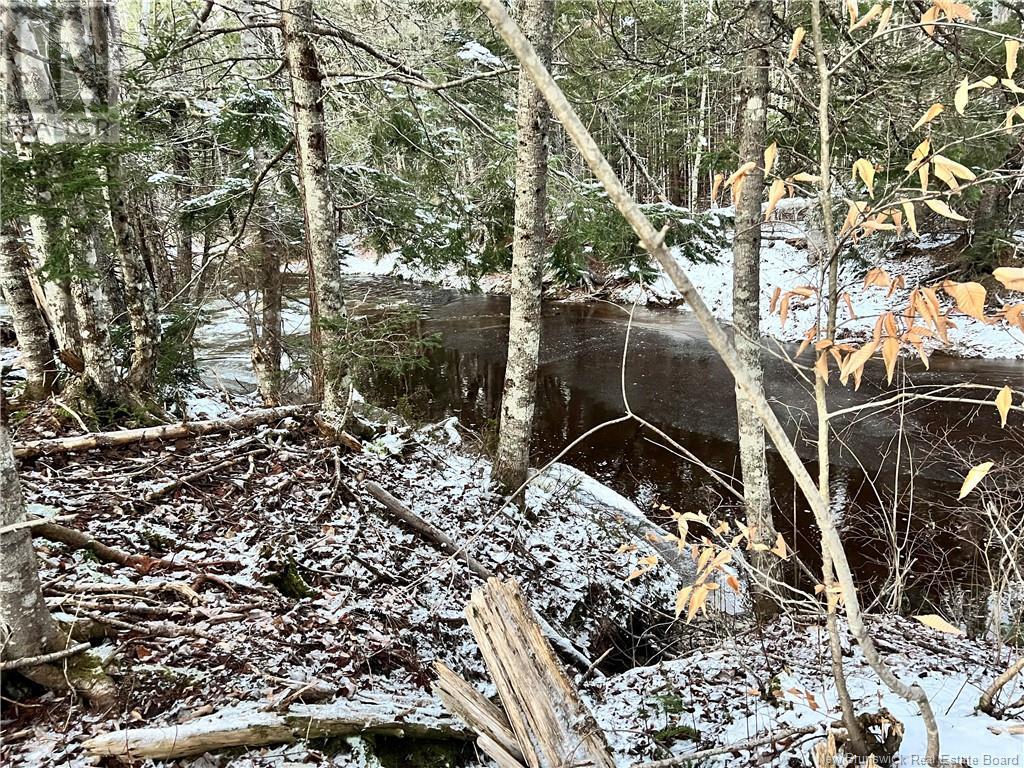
left=200, top=275, right=1024, bottom=608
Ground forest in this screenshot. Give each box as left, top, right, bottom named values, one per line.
left=1, top=0, right=1023, bottom=766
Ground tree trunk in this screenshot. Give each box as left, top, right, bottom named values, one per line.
left=0, top=222, right=58, bottom=399
left=0, top=391, right=58, bottom=664
left=731, top=0, right=778, bottom=618
left=963, top=136, right=1023, bottom=275
left=281, top=0, right=349, bottom=416
left=252, top=220, right=283, bottom=406
left=492, top=0, right=554, bottom=494
left=2, top=3, right=82, bottom=363
left=62, top=0, right=160, bottom=392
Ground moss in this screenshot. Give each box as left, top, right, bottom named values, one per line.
left=262, top=547, right=317, bottom=599
left=653, top=723, right=700, bottom=744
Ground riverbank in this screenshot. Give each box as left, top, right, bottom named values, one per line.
left=340, top=222, right=1024, bottom=360
left=2, top=390, right=1021, bottom=767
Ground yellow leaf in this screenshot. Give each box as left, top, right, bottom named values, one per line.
left=675, top=585, right=693, bottom=617
left=958, top=461, right=994, bottom=499
left=846, top=0, right=858, bottom=25
left=864, top=266, right=890, bottom=289
left=839, top=340, right=879, bottom=386
left=764, top=178, right=786, bottom=220
left=954, top=76, right=969, bottom=115
left=790, top=171, right=820, bottom=183
left=626, top=568, right=646, bottom=581
left=726, top=161, right=757, bottom=187
left=918, top=162, right=929, bottom=193
left=913, top=614, right=964, bottom=635
left=638, top=554, right=659, bottom=567
left=1008, top=39, right=1020, bottom=79
left=711, top=172, right=725, bottom=203
left=942, top=280, right=987, bottom=320
left=1002, top=78, right=1024, bottom=94
left=779, top=294, right=790, bottom=328
left=912, top=103, right=944, bottom=130
left=726, top=574, right=741, bottom=593
left=874, top=5, right=893, bottom=37
left=924, top=198, right=967, bottom=222
left=850, top=3, right=882, bottom=31
left=810, top=352, right=827, bottom=386
left=771, top=533, right=789, bottom=559
left=901, top=201, right=918, bottom=236
left=931, top=154, right=976, bottom=182
left=788, top=27, right=805, bottom=63
left=852, top=158, right=876, bottom=197
left=995, top=385, right=1012, bottom=428
left=921, top=5, right=939, bottom=36
left=764, top=142, right=778, bottom=176
left=882, top=336, right=900, bottom=384
left=968, top=75, right=998, bottom=90
left=994, top=267, right=1024, bottom=291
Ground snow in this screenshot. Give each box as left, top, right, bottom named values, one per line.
left=455, top=41, right=504, bottom=68
left=590, top=615, right=1023, bottom=766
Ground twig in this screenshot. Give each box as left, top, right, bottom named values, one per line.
left=0, top=514, right=75, bottom=536
left=0, top=641, right=91, bottom=672
left=144, top=448, right=270, bottom=502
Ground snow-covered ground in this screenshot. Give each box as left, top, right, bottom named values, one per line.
left=5, top=389, right=1020, bottom=768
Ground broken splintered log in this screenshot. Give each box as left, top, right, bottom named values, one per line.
left=437, top=578, right=616, bottom=768
left=12, top=405, right=323, bottom=460
left=82, top=693, right=471, bottom=760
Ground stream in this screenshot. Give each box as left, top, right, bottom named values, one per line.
left=199, top=274, right=1023, bottom=606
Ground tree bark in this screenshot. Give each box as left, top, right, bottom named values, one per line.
left=281, top=0, right=349, bottom=416
left=13, top=403, right=314, bottom=460
left=731, top=0, right=778, bottom=618
left=0, top=391, right=58, bottom=664
left=492, top=0, right=554, bottom=494
left=0, top=221, right=58, bottom=399
left=62, top=0, right=160, bottom=392
left=83, top=693, right=471, bottom=759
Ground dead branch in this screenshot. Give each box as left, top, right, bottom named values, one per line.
left=0, top=514, right=75, bottom=536
left=633, top=725, right=819, bottom=768
left=979, top=656, right=1024, bottom=717
left=0, top=641, right=92, bottom=672
left=82, top=693, right=471, bottom=759
left=13, top=405, right=316, bottom=460
left=35, top=522, right=168, bottom=573
left=364, top=481, right=490, bottom=579
left=144, top=448, right=271, bottom=502
left=435, top=662, right=525, bottom=767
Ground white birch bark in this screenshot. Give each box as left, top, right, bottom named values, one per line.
left=62, top=0, right=160, bottom=392
left=0, top=397, right=58, bottom=663
left=3, top=6, right=81, bottom=360
left=492, top=0, right=554, bottom=493
left=731, top=0, right=778, bottom=616
left=281, top=0, right=348, bottom=415
left=0, top=222, right=57, bottom=398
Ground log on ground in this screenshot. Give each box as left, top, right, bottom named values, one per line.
left=82, top=692, right=471, bottom=759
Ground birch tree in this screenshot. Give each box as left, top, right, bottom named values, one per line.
left=61, top=0, right=160, bottom=392
left=0, top=392, right=58, bottom=665
left=492, top=0, right=554, bottom=493
left=281, top=0, right=349, bottom=417
left=0, top=222, right=57, bottom=399
left=731, top=0, right=778, bottom=616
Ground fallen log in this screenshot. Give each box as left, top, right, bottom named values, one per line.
left=13, top=405, right=316, bottom=460
left=35, top=522, right=166, bottom=573
left=364, top=481, right=597, bottom=675
left=445, top=578, right=616, bottom=768
left=82, top=692, right=471, bottom=759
